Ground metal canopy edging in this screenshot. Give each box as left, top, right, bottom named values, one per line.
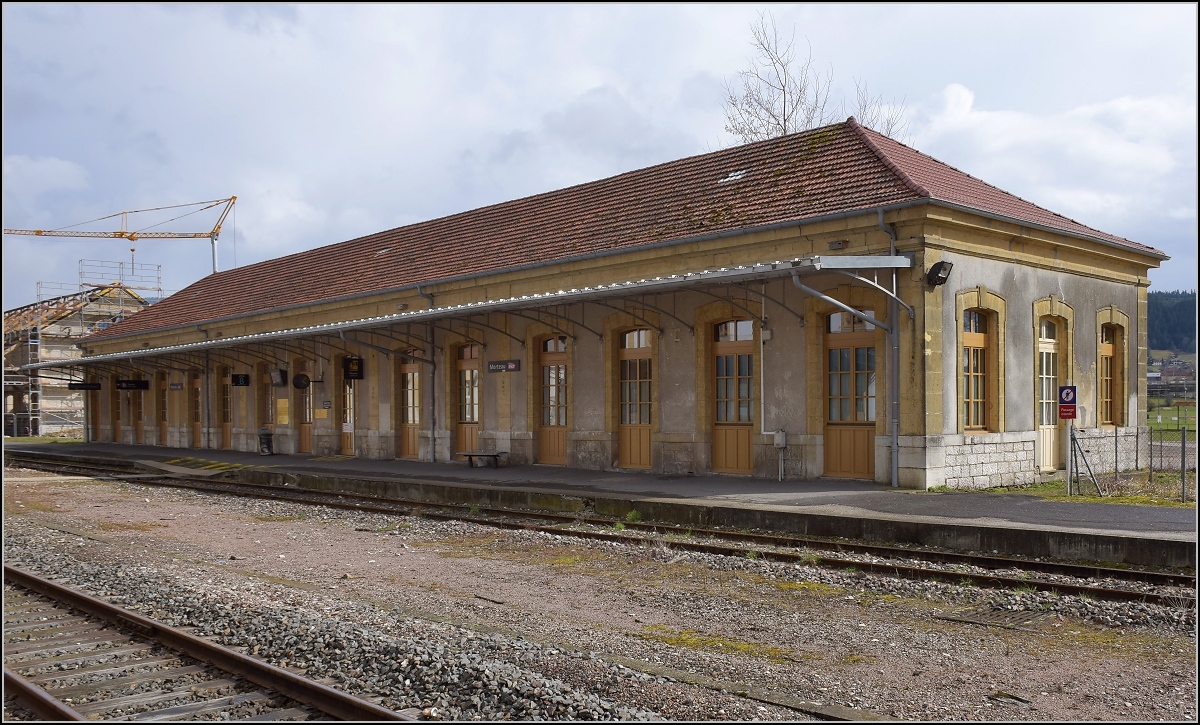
left=23, top=255, right=913, bottom=372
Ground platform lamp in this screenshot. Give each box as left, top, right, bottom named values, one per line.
left=926, top=261, right=954, bottom=287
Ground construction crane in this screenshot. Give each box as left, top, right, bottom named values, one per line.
left=4, top=196, right=236, bottom=274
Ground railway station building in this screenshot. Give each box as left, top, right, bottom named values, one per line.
left=37, top=118, right=1166, bottom=489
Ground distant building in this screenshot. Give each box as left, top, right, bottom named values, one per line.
left=4, top=284, right=149, bottom=436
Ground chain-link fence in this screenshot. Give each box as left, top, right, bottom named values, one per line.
left=1069, top=426, right=1195, bottom=502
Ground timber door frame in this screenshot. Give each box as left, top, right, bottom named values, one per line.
left=132, top=373, right=145, bottom=444
left=295, top=359, right=313, bottom=454
left=156, top=372, right=169, bottom=445
left=711, top=319, right=756, bottom=474
left=219, top=367, right=233, bottom=450
left=824, top=310, right=877, bottom=479
left=537, top=335, right=569, bottom=465
left=1036, top=317, right=1063, bottom=471
left=338, top=356, right=356, bottom=456
left=109, top=377, right=122, bottom=444
left=89, top=375, right=102, bottom=442
left=455, top=343, right=482, bottom=456
left=617, top=328, right=653, bottom=469
left=189, top=372, right=203, bottom=449
left=396, top=354, right=421, bottom=459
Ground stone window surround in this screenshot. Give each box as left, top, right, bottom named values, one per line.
left=954, top=287, right=1006, bottom=433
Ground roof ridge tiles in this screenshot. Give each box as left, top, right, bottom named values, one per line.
left=845, top=116, right=931, bottom=198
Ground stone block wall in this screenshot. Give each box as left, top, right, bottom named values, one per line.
left=942, top=431, right=1038, bottom=489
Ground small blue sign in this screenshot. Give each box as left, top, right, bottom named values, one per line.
left=1058, top=385, right=1077, bottom=420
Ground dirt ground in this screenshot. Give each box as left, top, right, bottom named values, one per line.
left=4, top=469, right=1197, bottom=721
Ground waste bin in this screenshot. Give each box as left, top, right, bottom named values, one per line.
left=257, top=427, right=273, bottom=456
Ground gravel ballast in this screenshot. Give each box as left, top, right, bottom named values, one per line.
left=3, top=468, right=1196, bottom=721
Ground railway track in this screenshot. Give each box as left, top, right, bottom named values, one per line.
left=3, top=565, right=413, bottom=721
left=6, top=451, right=1196, bottom=609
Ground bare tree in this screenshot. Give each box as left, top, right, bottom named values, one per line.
left=723, top=12, right=910, bottom=143
left=850, top=78, right=910, bottom=140
left=722, top=13, right=834, bottom=143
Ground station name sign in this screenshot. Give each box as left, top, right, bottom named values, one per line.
left=68, top=382, right=102, bottom=391
left=487, top=360, right=520, bottom=372
left=115, top=379, right=151, bottom=391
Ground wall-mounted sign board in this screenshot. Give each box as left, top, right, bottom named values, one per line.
left=231, top=374, right=251, bottom=387
left=487, top=360, right=521, bottom=372
left=115, top=379, right=151, bottom=391
left=68, top=382, right=102, bottom=391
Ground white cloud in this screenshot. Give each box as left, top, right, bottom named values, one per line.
left=913, top=83, right=1196, bottom=237
left=2, top=155, right=90, bottom=210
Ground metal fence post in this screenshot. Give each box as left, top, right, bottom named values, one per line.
left=1183, top=427, right=1189, bottom=504
left=1070, top=422, right=1080, bottom=494
left=1149, top=427, right=1154, bottom=483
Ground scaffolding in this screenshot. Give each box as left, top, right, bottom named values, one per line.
left=4, top=259, right=161, bottom=436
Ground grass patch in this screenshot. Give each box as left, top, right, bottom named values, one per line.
left=973, top=477, right=1195, bottom=508
left=624, top=510, right=643, bottom=523
left=773, top=580, right=841, bottom=595
left=843, top=653, right=878, bottom=665
left=3, top=437, right=84, bottom=444
left=638, top=624, right=796, bottom=662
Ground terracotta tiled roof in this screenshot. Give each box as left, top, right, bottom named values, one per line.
left=86, top=119, right=1162, bottom=341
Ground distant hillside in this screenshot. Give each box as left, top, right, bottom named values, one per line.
left=1148, top=290, right=1196, bottom=353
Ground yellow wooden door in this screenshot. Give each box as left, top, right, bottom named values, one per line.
left=340, top=378, right=356, bottom=456
left=132, top=374, right=145, bottom=444
left=190, top=373, right=203, bottom=448
left=157, top=373, right=169, bottom=445
left=618, top=329, right=652, bottom=469
left=109, top=381, right=122, bottom=444
left=456, top=344, right=481, bottom=455
left=538, top=336, right=568, bottom=465
left=397, top=361, right=420, bottom=459
left=89, top=378, right=102, bottom=442
left=219, top=369, right=233, bottom=450
left=712, top=321, right=754, bottom=474
left=824, top=312, right=876, bottom=479
left=297, top=372, right=313, bottom=454
left=1037, top=319, right=1061, bottom=471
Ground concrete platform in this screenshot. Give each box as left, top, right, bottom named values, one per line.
left=5, top=442, right=1196, bottom=568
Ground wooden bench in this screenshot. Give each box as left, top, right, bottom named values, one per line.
left=458, top=451, right=506, bottom=468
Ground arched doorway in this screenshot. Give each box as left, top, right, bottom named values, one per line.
left=396, top=354, right=420, bottom=459
left=617, top=329, right=652, bottom=469
left=189, top=372, right=203, bottom=448
left=824, top=310, right=876, bottom=479
left=156, top=372, right=168, bottom=445
left=1036, top=318, right=1061, bottom=471
left=132, top=372, right=145, bottom=444
left=712, top=320, right=754, bottom=474
left=109, top=377, right=122, bottom=444
left=294, top=360, right=313, bottom=454
left=218, top=367, right=232, bottom=449
left=538, top=335, right=569, bottom=465
left=455, top=344, right=481, bottom=455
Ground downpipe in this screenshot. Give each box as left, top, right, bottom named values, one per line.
left=880, top=210, right=900, bottom=489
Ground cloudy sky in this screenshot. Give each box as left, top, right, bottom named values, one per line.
left=3, top=3, right=1196, bottom=312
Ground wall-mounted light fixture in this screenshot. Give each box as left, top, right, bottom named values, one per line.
left=927, top=261, right=953, bottom=287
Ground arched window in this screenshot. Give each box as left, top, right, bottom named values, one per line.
left=1100, top=324, right=1124, bottom=426
left=962, top=310, right=988, bottom=430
